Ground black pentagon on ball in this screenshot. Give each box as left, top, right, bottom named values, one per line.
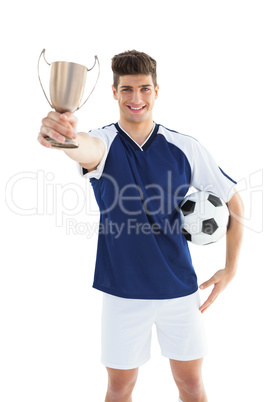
left=181, top=228, right=192, bottom=241
left=208, top=194, right=222, bottom=207
left=181, top=200, right=196, bottom=216
left=202, top=218, right=218, bottom=235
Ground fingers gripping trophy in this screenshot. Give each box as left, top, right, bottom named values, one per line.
left=38, top=49, right=100, bottom=148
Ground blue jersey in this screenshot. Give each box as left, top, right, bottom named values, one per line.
left=81, top=123, right=236, bottom=299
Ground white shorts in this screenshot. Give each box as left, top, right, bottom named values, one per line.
left=101, top=291, right=207, bottom=370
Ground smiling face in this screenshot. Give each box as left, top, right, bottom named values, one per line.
left=112, top=74, right=159, bottom=126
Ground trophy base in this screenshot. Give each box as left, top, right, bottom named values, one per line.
left=45, top=136, right=79, bottom=149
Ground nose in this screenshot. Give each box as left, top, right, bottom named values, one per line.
left=131, top=90, right=142, bottom=105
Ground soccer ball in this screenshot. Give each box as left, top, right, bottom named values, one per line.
left=179, top=191, right=229, bottom=245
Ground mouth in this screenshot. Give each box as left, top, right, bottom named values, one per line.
left=126, top=105, right=146, bottom=113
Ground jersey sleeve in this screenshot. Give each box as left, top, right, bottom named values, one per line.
left=190, top=139, right=237, bottom=202
left=79, top=126, right=116, bottom=180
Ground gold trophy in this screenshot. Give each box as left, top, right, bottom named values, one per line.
left=38, top=49, right=100, bottom=148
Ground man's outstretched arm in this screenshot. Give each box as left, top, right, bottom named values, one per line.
left=38, top=111, right=105, bottom=172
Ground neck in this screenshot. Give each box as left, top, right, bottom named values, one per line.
left=118, top=118, right=155, bottom=146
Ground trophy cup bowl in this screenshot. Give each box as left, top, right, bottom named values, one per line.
left=38, top=49, right=100, bottom=148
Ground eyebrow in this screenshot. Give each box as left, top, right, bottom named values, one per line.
left=119, top=84, right=153, bottom=89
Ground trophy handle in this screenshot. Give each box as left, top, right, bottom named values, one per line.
left=76, top=55, right=100, bottom=111
left=37, top=49, right=53, bottom=108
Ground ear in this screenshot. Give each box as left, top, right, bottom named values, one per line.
left=112, top=85, right=118, bottom=100
left=154, top=84, right=159, bottom=99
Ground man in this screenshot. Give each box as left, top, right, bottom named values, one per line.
left=38, top=50, right=244, bottom=402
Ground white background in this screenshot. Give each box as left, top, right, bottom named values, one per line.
left=1, top=0, right=267, bottom=401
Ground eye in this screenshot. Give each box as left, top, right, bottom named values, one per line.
left=141, top=87, right=150, bottom=92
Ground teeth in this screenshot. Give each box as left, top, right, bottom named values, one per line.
left=130, top=106, right=144, bottom=110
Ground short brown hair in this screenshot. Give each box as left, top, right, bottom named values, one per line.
left=111, top=50, right=157, bottom=89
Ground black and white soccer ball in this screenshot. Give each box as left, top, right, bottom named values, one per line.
left=179, top=191, right=229, bottom=245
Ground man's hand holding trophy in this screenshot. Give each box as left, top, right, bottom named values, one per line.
left=37, top=49, right=100, bottom=149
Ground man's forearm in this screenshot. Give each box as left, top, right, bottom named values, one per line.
left=63, top=132, right=105, bottom=165
left=199, top=191, right=244, bottom=313
left=225, top=191, right=244, bottom=276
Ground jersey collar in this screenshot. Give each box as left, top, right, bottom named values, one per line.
left=115, top=122, right=159, bottom=151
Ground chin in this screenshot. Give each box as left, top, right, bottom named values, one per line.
left=126, top=112, right=150, bottom=124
